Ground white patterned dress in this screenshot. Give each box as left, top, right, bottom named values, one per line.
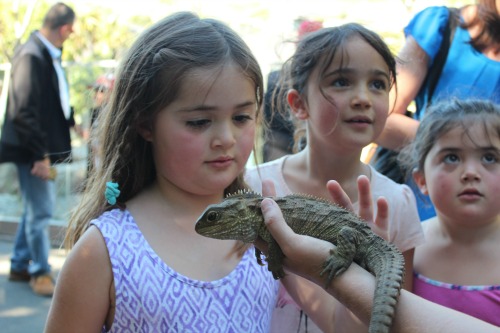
left=92, top=209, right=279, bottom=333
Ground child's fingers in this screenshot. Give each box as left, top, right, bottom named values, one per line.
left=375, top=197, right=390, bottom=236
left=326, top=180, right=354, bottom=212
left=356, top=175, right=373, bottom=222
left=262, top=179, right=277, bottom=197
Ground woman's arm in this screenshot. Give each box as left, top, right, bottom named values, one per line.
left=259, top=198, right=500, bottom=333
left=377, top=36, right=429, bottom=150
left=44, top=226, right=113, bottom=333
left=260, top=176, right=390, bottom=332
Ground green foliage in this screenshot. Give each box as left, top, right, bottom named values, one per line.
left=0, top=0, right=467, bottom=126
left=0, top=0, right=152, bottom=125
left=62, top=6, right=152, bottom=124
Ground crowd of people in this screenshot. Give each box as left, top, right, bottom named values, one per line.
left=0, top=1, right=498, bottom=332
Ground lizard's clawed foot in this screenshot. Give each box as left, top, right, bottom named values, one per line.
left=320, top=251, right=349, bottom=285
left=267, top=240, right=285, bottom=279
left=270, top=267, right=286, bottom=280
left=254, top=248, right=266, bottom=266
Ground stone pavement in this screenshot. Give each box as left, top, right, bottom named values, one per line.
left=0, top=233, right=66, bottom=333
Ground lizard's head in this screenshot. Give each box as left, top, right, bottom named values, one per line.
left=195, top=191, right=264, bottom=243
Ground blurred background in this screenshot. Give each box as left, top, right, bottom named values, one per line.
left=0, top=0, right=466, bottom=225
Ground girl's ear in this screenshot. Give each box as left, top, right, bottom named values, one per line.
left=137, top=124, right=153, bottom=142
left=287, top=89, right=309, bottom=120
left=412, top=168, right=428, bottom=195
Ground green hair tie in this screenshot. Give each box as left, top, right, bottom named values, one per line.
left=105, top=182, right=120, bottom=205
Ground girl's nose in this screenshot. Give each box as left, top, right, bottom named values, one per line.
left=461, top=163, right=481, bottom=182
left=211, top=123, right=236, bottom=149
left=351, top=86, right=371, bottom=109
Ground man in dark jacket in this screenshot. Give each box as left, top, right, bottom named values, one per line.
left=0, top=2, right=76, bottom=296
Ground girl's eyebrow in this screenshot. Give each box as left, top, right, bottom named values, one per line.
left=437, top=146, right=500, bottom=154
left=479, top=146, right=500, bottom=153
left=324, top=67, right=390, bottom=81
left=180, top=100, right=256, bottom=112
left=436, top=147, right=461, bottom=154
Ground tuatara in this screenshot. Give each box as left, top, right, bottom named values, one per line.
left=195, top=191, right=405, bottom=333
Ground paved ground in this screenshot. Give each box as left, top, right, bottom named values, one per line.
left=0, top=233, right=66, bottom=333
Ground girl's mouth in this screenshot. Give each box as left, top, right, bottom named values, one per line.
left=207, top=157, right=234, bottom=168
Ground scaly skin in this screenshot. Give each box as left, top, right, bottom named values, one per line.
left=195, top=191, right=405, bottom=333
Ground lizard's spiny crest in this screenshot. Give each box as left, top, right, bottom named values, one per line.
left=225, top=189, right=262, bottom=199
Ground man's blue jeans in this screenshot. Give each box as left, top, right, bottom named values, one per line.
left=10, top=163, right=54, bottom=275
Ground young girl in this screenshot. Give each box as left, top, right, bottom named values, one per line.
left=245, top=23, right=425, bottom=333
left=44, top=12, right=281, bottom=332
left=400, top=99, right=500, bottom=326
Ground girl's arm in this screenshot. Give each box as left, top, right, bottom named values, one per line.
left=260, top=198, right=500, bottom=333
left=44, top=226, right=113, bottom=333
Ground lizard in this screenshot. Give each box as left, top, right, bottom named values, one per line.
left=195, top=190, right=405, bottom=333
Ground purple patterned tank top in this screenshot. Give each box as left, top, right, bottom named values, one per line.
left=91, top=209, right=279, bottom=332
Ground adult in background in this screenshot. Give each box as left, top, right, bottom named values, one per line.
left=376, top=0, right=500, bottom=220
left=0, top=2, right=76, bottom=296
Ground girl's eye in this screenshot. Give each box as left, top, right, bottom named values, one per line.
left=233, top=114, right=253, bottom=124
left=186, top=119, right=210, bottom=128
left=371, top=79, right=387, bottom=91
left=482, top=153, right=498, bottom=164
left=332, top=77, right=349, bottom=87
left=443, top=153, right=460, bottom=164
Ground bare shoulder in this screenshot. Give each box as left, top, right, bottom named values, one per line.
left=63, top=226, right=113, bottom=277
left=45, top=226, right=113, bottom=333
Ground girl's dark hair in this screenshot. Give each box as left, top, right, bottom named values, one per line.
left=42, top=2, right=75, bottom=30
left=399, top=99, right=500, bottom=176
left=462, top=0, right=500, bottom=52
left=272, top=23, right=397, bottom=151
left=66, top=12, right=263, bottom=247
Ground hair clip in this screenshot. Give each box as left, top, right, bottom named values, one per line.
left=105, top=182, right=120, bottom=205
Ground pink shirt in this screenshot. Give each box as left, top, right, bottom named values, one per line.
left=414, top=273, right=500, bottom=326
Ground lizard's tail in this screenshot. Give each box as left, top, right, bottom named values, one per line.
left=367, top=242, right=405, bottom=333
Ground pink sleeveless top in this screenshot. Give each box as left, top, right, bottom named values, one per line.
left=414, top=272, right=500, bottom=326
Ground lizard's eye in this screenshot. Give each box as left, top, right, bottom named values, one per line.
left=207, top=211, right=220, bottom=223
